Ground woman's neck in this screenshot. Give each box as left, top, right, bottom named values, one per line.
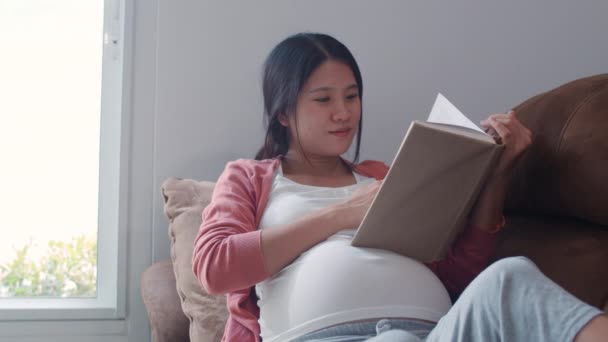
left=281, top=150, right=350, bottom=178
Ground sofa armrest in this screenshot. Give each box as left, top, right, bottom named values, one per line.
left=141, top=260, right=190, bottom=342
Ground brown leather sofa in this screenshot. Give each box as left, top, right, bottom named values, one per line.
left=141, top=74, right=608, bottom=342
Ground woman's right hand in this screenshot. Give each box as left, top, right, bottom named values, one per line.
left=260, top=179, right=383, bottom=275
left=332, top=180, right=383, bottom=230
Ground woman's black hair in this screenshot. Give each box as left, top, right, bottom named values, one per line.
left=254, top=32, right=363, bottom=165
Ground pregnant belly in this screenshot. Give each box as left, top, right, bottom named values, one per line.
left=257, top=237, right=452, bottom=333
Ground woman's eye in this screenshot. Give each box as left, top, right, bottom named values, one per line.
left=346, top=93, right=359, bottom=100
left=314, top=97, right=330, bottom=103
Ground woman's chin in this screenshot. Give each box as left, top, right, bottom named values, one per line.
left=307, top=141, right=354, bottom=158
left=326, top=147, right=352, bottom=157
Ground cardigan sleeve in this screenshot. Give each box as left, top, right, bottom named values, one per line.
left=425, top=224, right=499, bottom=301
left=192, top=161, right=270, bottom=295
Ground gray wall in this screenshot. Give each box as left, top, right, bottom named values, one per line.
left=142, top=1, right=608, bottom=262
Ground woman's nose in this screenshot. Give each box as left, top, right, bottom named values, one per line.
left=332, top=99, right=350, bottom=121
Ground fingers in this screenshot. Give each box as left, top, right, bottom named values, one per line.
left=480, top=111, right=517, bottom=127
left=480, top=115, right=509, bottom=144
left=486, top=117, right=512, bottom=142
left=480, top=111, right=531, bottom=141
left=483, top=112, right=533, bottom=149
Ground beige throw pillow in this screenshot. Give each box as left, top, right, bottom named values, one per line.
left=161, top=178, right=228, bottom=342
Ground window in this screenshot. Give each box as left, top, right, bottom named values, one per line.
left=0, top=0, right=128, bottom=321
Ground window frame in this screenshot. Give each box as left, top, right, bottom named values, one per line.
left=0, top=0, right=131, bottom=322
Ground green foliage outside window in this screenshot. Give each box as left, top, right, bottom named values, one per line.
left=0, top=235, right=97, bottom=297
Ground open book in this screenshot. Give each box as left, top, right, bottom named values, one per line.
left=350, top=93, right=504, bottom=263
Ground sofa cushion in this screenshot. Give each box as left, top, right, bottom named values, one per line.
left=162, top=178, right=228, bottom=342
left=141, top=260, right=190, bottom=342
left=506, top=74, right=608, bottom=226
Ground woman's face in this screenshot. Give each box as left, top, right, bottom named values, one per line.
left=280, top=60, right=361, bottom=158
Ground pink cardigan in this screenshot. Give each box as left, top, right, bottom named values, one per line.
left=192, top=157, right=498, bottom=342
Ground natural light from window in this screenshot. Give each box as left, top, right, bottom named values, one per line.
left=0, top=1, right=103, bottom=298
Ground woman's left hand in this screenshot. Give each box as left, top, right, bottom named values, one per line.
left=480, top=111, right=533, bottom=180
left=468, top=111, right=532, bottom=232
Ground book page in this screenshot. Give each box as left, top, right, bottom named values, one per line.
left=417, top=121, right=495, bottom=144
left=427, top=93, right=486, bottom=134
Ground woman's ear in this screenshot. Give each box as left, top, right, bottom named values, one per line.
left=278, top=113, right=289, bottom=127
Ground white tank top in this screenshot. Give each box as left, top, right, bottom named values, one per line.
left=255, top=165, right=451, bottom=342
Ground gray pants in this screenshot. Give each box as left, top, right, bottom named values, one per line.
left=297, top=257, right=603, bottom=342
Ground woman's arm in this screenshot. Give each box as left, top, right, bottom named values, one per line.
left=193, top=161, right=382, bottom=294
left=426, top=111, right=532, bottom=299
left=468, top=176, right=509, bottom=231
left=424, top=178, right=507, bottom=300
left=261, top=206, right=347, bottom=275
left=192, top=162, right=268, bottom=295
left=262, top=179, right=382, bottom=274
left=262, top=181, right=382, bottom=274
left=425, top=233, right=497, bottom=300
left=470, top=110, right=532, bottom=231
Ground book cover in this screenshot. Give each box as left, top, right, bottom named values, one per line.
left=350, top=94, right=504, bottom=262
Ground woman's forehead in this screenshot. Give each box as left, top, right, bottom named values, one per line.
left=303, top=60, right=357, bottom=93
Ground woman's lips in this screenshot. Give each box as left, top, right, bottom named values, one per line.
left=329, top=128, right=351, bottom=137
